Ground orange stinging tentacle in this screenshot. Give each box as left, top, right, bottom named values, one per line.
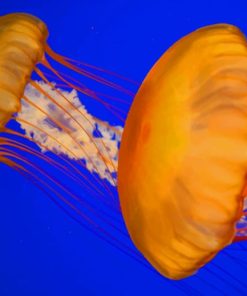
left=40, top=60, right=126, bottom=122
left=0, top=136, right=101, bottom=199
left=45, top=44, right=135, bottom=97
left=42, top=68, right=131, bottom=106
left=1, top=148, right=131, bottom=242
left=11, top=118, right=110, bottom=201
left=47, top=46, right=139, bottom=87
left=5, top=126, right=121, bottom=214
left=1, top=142, right=124, bottom=230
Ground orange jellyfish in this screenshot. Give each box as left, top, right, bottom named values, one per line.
left=118, top=24, right=247, bottom=279
left=0, top=12, right=143, bottom=264
left=0, top=12, right=129, bottom=183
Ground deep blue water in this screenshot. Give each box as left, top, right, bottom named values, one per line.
left=1, top=1, right=247, bottom=295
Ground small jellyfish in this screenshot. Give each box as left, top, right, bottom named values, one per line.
left=118, top=24, right=247, bottom=279
left=0, top=13, right=125, bottom=178
left=0, top=12, right=137, bottom=262
left=0, top=12, right=127, bottom=185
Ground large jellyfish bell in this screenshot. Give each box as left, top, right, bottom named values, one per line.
left=118, top=24, right=247, bottom=279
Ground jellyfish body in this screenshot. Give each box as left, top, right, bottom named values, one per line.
left=0, top=14, right=48, bottom=127
left=0, top=13, right=129, bottom=258
left=0, top=13, right=122, bottom=184
left=118, top=24, right=247, bottom=279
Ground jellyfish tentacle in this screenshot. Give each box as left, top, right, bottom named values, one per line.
left=39, top=61, right=126, bottom=122
left=45, top=45, right=135, bottom=97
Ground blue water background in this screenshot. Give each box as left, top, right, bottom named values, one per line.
left=1, top=1, right=247, bottom=295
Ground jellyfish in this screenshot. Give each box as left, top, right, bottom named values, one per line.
left=0, top=12, right=145, bottom=266
left=0, top=13, right=123, bottom=179
left=118, top=23, right=247, bottom=280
